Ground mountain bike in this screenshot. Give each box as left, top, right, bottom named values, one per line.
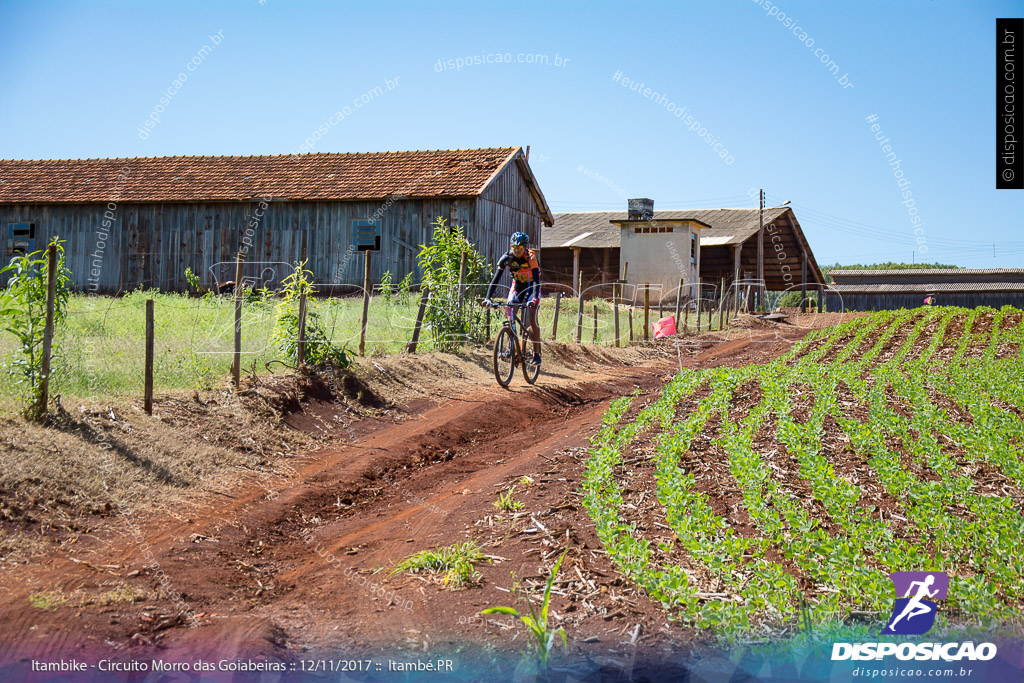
left=484, top=300, right=540, bottom=388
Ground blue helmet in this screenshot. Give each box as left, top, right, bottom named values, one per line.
left=510, top=232, right=530, bottom=246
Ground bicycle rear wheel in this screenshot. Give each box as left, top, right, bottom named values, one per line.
left=493, top=327, right=516, bottom=388
left=521, top=341, right=540, bottom=385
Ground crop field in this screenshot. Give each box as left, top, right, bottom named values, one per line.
left=583, top=306, right=1024, bottom=638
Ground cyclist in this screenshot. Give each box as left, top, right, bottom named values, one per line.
left=483, top=232, right=542, bottom=366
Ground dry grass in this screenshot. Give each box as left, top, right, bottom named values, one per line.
left=0, top=373, right=341, bottom=562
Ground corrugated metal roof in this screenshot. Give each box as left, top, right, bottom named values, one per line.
left=830, top=282, right=1024, bottom=293
left=830, top=268, right=1024, bottom=277
left=0, top=148, right=523, bottom=203
left=700, top=235, right=736, bottom=246
left=542, top=208, right=790, bottom=249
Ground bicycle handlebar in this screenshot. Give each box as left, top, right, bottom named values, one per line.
left=483, top=299, right=532, bottom=308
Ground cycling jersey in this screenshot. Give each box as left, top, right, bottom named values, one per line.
left=486, top=248, right=540, bottom=301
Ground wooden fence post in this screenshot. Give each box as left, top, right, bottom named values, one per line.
left=359, top=250, right=371, bottom=356
left=551, top=291, right=562, bottom=341
left=675, top=278, right=683, bottom=327
left=457, top=250, right=467, bottom=311
left=643, top=283, right=650, bottom=341
left=35, top=243, right=57, bottom=418
left=145, top=298, right=154, bottom=415
left=592, top=305, right=598, bottom=343
left=718, top=281, right=726, bottom=331
left=613, top=283, right=620, bottom=347
left=407, top=286, right=429, bottom=353
left=297, top=289, right=307, bottom=366
left=575, top=272, right=584, bottom=343
left=232, top=251, right=243, bottom=390
left=628, top=308, right=634, bottom=342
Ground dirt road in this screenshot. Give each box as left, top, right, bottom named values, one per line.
left=0, top=321, right=834, bottom=669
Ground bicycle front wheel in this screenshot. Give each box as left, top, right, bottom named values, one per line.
left=493, top=327, right=517, bottom=388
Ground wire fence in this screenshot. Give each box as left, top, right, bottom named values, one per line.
left=1, top=272, right=780, bottom=404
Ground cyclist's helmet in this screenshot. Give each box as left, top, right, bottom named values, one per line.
left=510, top=232, right=530, bottom=247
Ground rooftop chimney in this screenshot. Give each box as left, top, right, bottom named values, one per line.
left=628, top=198, right=654, bottom=221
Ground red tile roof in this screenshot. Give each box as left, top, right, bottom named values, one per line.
left=0, top=148, right=522, bottom=204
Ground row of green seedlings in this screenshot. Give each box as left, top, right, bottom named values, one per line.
left=700, top=307, right=1018, bottom=628
left=827, top=307, right=1023, bottom=621
left=583, top=307, right=1024, bottom=636
left=579, top=313, right=917, bottom=635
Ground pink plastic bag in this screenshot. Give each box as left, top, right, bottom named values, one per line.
left=653, top=315, right=677, bottom=339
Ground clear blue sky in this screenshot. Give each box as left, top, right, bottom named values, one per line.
left=1, top=0, right=1022, bottom=266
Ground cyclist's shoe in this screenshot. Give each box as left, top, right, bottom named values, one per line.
left=531, top=353, right=542, bottom=367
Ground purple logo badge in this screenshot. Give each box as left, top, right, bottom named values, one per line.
left=882, top=571, right=949, bottom=635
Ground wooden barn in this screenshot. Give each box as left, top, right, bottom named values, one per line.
left=541, top=200, right=826, bottom=303
left=0, top=147, right=553, bottom=293
left=826, top=269, right=1024, bottom=310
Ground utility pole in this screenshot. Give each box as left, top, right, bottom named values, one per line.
left=757, top=188, right=764, bottom=311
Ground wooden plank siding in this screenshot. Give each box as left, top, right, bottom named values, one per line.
left=0, top=193, right=537, bottom=293
left=476, top=159, right=544, bottom=267
left=826, top=291, right=1024, bottom=311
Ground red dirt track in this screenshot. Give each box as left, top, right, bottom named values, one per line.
left=0, top=320, right=843, bottom=666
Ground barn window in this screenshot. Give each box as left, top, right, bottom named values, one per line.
left=7, top=222, right=35, bottom=255
left=352, top=219, right=381, bottom=251
left=690, top=232, right=696, bottom=264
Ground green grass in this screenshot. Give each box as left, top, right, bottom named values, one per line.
left=28, top=591, right=67, bottom=610
left=0, top=290, right=425, bottom=401
left=392, top=540, right=486, bottom=589
left=0, top=289, right=723, bottom=404
left=493, top=488, right=525, bottom=513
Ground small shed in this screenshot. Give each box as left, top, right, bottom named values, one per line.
left=826, top=269, right=1024, bottom=310
left=609, top=198, right=709, bottom=301
left=540, top=200, right=826, bottom=302
left=0, top=147, right=553, bottom=293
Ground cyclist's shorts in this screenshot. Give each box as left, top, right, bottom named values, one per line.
left=508, top=285, right=538, bottom=327
left=508, top=284, right=530, bottom=304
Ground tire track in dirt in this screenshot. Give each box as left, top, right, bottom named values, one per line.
left=0, top=356, right=675, bottom=663
left=0, top=324, right=834, bottom=664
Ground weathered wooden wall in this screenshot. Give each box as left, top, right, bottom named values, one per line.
left=826, top=291, right=1024, bottom=311
left=475, top=159, right=545, bottom=267
left=0, top=193, right=540, bottom=294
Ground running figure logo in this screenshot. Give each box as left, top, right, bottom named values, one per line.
left=882, top=571, right=949, bottom=635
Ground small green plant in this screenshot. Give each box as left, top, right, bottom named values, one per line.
left=481, top=550, right=568, bottom=668
left=494, top=487, right=525, bottom=512
left=380, top=270, right=394, bottom=304
left=0, top=238, right=73, bottom=419
left=417, top=217, right=491, bottom=352
left=184, top=266, right=202, bottom=294
left=28, top=590, right=67, bottom=611
left=271, top=260, right=350, bottom=368
left=392, top=541, right=486, bottom=589
left=398, top=271, right=415, bottom=299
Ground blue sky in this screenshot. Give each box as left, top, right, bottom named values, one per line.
left=1, top=0, right=1022, bottom=266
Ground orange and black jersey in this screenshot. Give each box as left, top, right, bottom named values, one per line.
left=486, top=248, right=540, bottom=300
